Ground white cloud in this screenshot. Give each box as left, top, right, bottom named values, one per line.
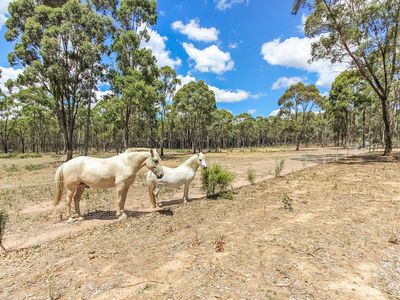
left=183, top=43, right=234, bottom=74
left=272, top=76, right=304, bottom=90
left=268, top=109, right=280, bottom=117
left=176, top=73, right=254, bottom=103
left=247, top=109, right=256, bottom=114
left=0, top=0, right=12, bottom=29
left=0, top=67, right=23, bottom=94
left=228, top=42, right=239, bottom=49
left=210, top=85, right=250, bottom=103
left=261, top=36, right=347, bottom=87
left=95, top=90, right=113, bottom=101
left=215, top=0, right=248, bottom=11
left=172, top=19, right=219, bottom=42
left=140, top=28, right=181, bottom=68
left=176, top=74, right=196, bottom=91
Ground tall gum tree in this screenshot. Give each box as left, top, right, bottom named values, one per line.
left=292, top=0, right=400, bottom=155
left=5, top=0, right=111, bottom=160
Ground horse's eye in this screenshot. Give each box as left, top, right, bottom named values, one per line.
left=154, top=159, right=159, bottom=163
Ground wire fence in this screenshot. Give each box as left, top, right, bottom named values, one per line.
left=0, top=146, right=372, bottom=250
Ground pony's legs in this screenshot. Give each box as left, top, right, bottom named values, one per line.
left=183, top=184, right=189, bottom=204
left=116, top=181, right=131, bottom=219
left=73, top=183, right=86, bottom=220
left=154, top=188, right=162, bottom=206
left=65, top=188, right=75, bottom=220
left=147, top=183, right=157, bottom=208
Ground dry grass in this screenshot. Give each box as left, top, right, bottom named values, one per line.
left=0, top=149, right=398, bottom=299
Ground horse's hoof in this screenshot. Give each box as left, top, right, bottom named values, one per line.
left=118, top=212, right=128, bottom=220
left=77, top=216, right=84, bottom=221
left=157, top=202, right=163, bottom=207
left=66, top=217, right=75, bottom=224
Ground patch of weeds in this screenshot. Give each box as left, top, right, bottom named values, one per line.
left=190, top=231, right=201, bottom=247
left=4, top=164, right=19, bottom=173
left=275, top=158, right=285, bottom=177
left=88, top=148, right=98, bottom=156
left=281, top=194, right=293, bottom=212
left=247, top=168, right=256, bottom=185
left=202, top=164, right=235, bottom=199
left=0, top=153, right=17, bottom=159
left=215, top=234, right=225, bottom=252
left=17, top=153, right=42, bottom=159
left=25, top=163, right=46, bottom=171
left=137, top=283, right=155, bottom=296
left=220, top=190, right=234, bottom=200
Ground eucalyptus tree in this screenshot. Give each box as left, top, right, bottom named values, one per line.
left=158, top=66, right=180, bottom=156
left=328, top=70, right=374, bottom=147
left=292, top=0, right=400, bottom=155
left=278, top=83, right=321, bottom=150
left=108, top=0, right=159, bottom=149
left=5, top=0, right=111, bottom=160
left=208, top=109, right=234, bottom=149
left=173, top=81, right=217, bottom=153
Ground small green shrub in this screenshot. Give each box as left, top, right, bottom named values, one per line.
left=0, top=153, right=17, bottom=159
left=3, top=164, right=18, bottom=173
left=281, top=194, right=293, bottom=212
left=275, top=158, right=285, bottom=177
left=201, top=164, right=235, bottom=198
left=17, top=153, right=42, bottom=159
left=0, top=210, right=8, bottom=252
left=88, top=148, right=98, bottom=156
left=247, top=168, right=256, bottom=185
left=25, top=163, right=46, bottom=171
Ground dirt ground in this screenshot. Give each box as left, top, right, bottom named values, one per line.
left=1, top=148, right=400, bottom=299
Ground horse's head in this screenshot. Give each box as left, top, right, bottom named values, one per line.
left=146, top=149, right=164, bottom=179
left=196, top=152, right=207, bottom=169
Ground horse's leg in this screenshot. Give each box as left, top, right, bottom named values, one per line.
left=183, top=183, right=189, bottom=204
left=154, top=187, right=162, bottom=207
left=116, top=181, right=131, bottom=220
left=73, top=183, right=86, bottom=221
left=148, top=183, right=157, bottom=208
left=65, top=188, right=75, bottom=222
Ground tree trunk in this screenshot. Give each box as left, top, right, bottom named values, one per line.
left=83, top=96, right=92, bottom=156
left=380, top=95, right=392, bottom=155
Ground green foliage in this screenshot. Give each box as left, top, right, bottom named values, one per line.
left=275, top=159, right=285, bottom=177
left=281, top=195, right=293, bottom=212
left=25, top=163, right=46, bottom=171
left=247, top=168, right=256, bottom=185
left=3, top=164, right=19, bottom=173
left=17, top=153, right=42, bottom=159
left=201, top=164, right=235, bottom=198
left=298, top=0, right=400, bottom=155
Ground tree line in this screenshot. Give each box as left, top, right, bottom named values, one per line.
left=0, top=0, right=398, bottom=159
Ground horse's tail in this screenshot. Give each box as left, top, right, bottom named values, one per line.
left=54, top=164, right=64, bottom=206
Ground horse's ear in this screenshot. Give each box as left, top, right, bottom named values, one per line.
left=197, top=153, right=199, bottom=157
left=150, top=149, right=154, bottom=157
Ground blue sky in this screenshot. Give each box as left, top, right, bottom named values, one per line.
left=0, top=0, right=346, bottom=117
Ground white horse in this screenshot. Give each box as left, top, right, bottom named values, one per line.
left=54, top=149, right=164, bottom=221
left=147, top=152, right=207, bottom=207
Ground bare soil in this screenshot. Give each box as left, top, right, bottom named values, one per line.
left=1, top=148, right=399, bottom=299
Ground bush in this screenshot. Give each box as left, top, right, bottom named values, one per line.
left=275, top=158, right=285, bottom=177
left=17, top=153, right=42, bottom=159
left=281, top=194, right=293, bottom=212
left=0, top=210, right=8, bottom=252
left=25, top=163, right=46, bottom=171
left=247, top=168, right=256, bottom=185
left=0, top=153, right=17, bottom=159
left=201, top=164, right=235, bottom=198
left=3, top=164, right=18, bottom=173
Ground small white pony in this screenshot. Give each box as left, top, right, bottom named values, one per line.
left=147, top=152, right=207, bottom=207
left=54, top=149, right=164, bottom=221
